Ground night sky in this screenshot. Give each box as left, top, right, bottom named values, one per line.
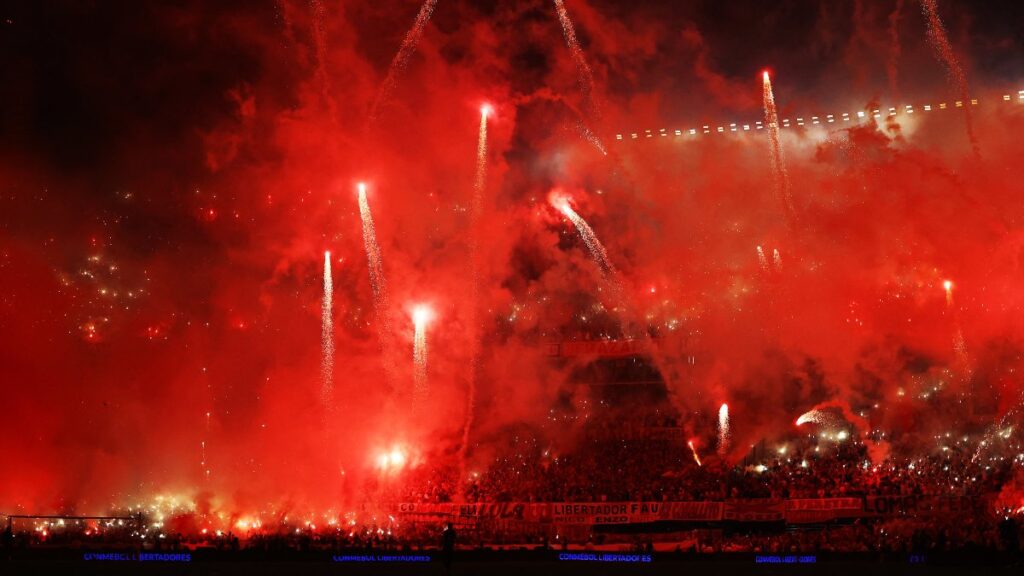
left=1, top=0, right=1024, bottom=514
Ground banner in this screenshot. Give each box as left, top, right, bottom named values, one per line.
left=784, top=498, right=862, bottom=523
left=552, top=502, right=662, bottom=525
left=722, top=500, right=786, bottom=522
left=454, top=502, right=528, bottom=520
left=391, top=496, right=981, bottom=526
left=390, top=503, right=456, bottom=523
left=547, top=340, right=648, bottom=358
left=662, top=502, right=724, bottom=522
left=864, top=495, right=978, bottom=517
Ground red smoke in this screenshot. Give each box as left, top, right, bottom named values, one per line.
left=0, top=0, right=1022, bottom=518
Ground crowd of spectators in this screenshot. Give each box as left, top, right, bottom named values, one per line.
left=5, top=401, right=1023, bottom=554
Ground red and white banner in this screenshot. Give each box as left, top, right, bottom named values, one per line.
left=541, top=502, right=664, bottom=525
left=391, top=496, right=981, bottom=526
left=784, top=498, right=862, bottom=523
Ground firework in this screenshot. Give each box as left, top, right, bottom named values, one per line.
left=460, top=104, right=491, bottom=492
left=943, top=280, right=971, bottom=369
left=412, top=305, right=432, bottom=406
left=309, top=0, right=338, bottom=122
left=552, top=195, right=615, bottom=276
left=357, top=183, right=395, bottom=355
left=795, top=409, right=830, bottom=427
left=687, top=440, right=703, bottom=467
left=772, top=248, right=782, bottom=271
left=321, top=251, right=334, bottom=403
left=887, top=0, right=905, bottom=99
left=921, top=0, right=979, bottom=155
left=358, top=184, right=387, bottom=304
left=376, top=446, right=409, bottom=472
left=756, top=246, right=769, bottom=272
left=367, top=0, right=439, bottom=127
left=762, top=71, right=796, bottom=223
left=717, top=403, right=730, bottom=456
left=473, top=105, right=490, bottom=214
left=553, top=0, right=606, bottom=154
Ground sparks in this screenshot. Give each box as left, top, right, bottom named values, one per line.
left=357, top=182, right=396, bottom=380
left=551, top=194, right=615, bottom=276
left=921, top=0, right=979, bottom=155
left=718, top=403, right=730, bottom=456
left=796, top=409, right=825, bottom=427
left=321, top=251, right=334, bottom=403
left=461, top=101, right=491, bottom=496
left=762, top=71, right=796, bottom=224
left=366, top=0, right=439, bottom=127
left=687, top=440, right=703, bottom=467
left=412, top=305, right=432, bottom=405
left=553, top=0, right=606, bottom=154
left=376, top=445, right=409, bottom=472
left=756, top=246, right=769, bottom=272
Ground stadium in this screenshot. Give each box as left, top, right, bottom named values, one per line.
left=2, top=0, right=1024, bottom=574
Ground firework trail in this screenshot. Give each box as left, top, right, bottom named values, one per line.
left=553, top=0, right=607, bottom=155
left=554, top=197, right=616, bottom=276
left=412, top=306, right=431, bottom=407
left=366, top=0, right=439, bottom=128
left=687, top=440, right=703, bottom=467
left=472, top=106, right=490, bottom=215
left=973, top=393, right=1024, bottom=462
left=756, top=246, right=769, bottom=272
left=576, top=121, right=607, bottom=155
left=274, top=0, right=297, bottom=47
left=459, top=105, right=491, bottom=493
left=309, top=0, right=338, bottom=122
left=921, top=0, right=979, bottom=156
left=762, top=72, right=796, bottom=224
left=717, top=403, right=730, bottom=456
left=772, top=248, right=782, bottom=271
left=357, top=183, right=399, bottom=389
left=551, top=192, right=689, bottom=430
left=321, top=251, right=334, bottom=403
left=358, top=183, right=390, bottom=322
left=943, top=280, right=971, bottom=370
left=887, top=0, right=905, bottom=99
left=795, top=409, right=837, bottom=428
left=200, top=440, right=208, bottom=480
left=796, top=401, right=871, bottom=437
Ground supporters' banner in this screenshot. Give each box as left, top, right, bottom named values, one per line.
left=784, top=498, right=862, bottom=523
left=392, top=496, right=980, bottom=526
left=662, top=502, right=723, bottom=522
left=722, top=500, right=786, bottom=522
left=541, top=502, right=665, bottom=525
left=391, top=503, right=455, bottom=523
left=864, top=495, right=979, bottom=517
left=391, top=503, right=531, bottom=522
left=547, top=339, right=648, bottom=358
left=454, top=503, right=527, bottom=520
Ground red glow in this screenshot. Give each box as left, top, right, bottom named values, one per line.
left=3, top=1, right=1023, bottom=532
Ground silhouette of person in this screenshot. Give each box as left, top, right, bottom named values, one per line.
left=441, top=522, right=456, bottom=572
